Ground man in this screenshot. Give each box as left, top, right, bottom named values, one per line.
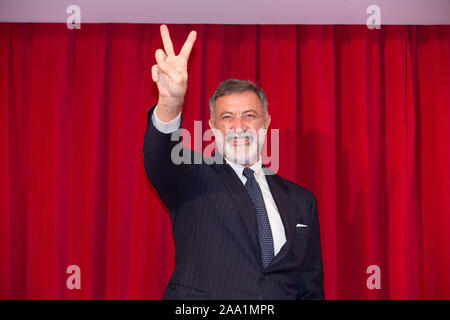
left=143, top=25, right=324, bottom=299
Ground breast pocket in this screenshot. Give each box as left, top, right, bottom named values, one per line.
left=295, top=225, right=310, bottom=236
left=292, top=226, right=311, bottom=266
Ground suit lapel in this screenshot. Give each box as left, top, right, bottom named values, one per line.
left=209, top=161, right=260, bottom=252
left=265, top=173, right=296, bottom=269
left=209, top=158, right=297, bottom=271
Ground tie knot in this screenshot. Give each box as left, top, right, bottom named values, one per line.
left=242, top=167, right=256, bottom=180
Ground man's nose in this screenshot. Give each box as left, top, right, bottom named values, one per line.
left=232, top=117, right=246, bottom=132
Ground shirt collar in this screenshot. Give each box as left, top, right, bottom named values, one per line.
left=224, top=156, right=263, bottom=181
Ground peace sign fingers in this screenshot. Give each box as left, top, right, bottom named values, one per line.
left=160, top=25, right=197, bottom=62
left=179, top=30, right=197, bottom=61
left=160, top=24, right=175, bottom=57
left=153, top=24, right=197, bottom=119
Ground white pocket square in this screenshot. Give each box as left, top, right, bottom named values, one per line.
left=296, top=223, right=308, bottom=228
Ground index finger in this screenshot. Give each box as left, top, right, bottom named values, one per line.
left=160, top=24, right=175, bottom=56
left=179, top=30, right=197, bottom=60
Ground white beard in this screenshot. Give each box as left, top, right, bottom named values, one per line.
left=213, top=128, right=267, bottom=165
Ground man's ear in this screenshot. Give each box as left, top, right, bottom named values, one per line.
left=208, top=118, right=215, bottom=130
left=264, top=114, right=271, bottom=129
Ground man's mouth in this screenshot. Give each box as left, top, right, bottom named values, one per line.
left=230, top=137, right=251, bottom=146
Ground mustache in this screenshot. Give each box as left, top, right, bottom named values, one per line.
left=225, top=130, right=255, bottom=143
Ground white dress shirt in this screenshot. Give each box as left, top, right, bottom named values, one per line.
left=224, top=158, right=287, bottom=255
left=152, top=106, right=287, bottom=255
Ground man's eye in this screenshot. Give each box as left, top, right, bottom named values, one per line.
left=245, top=114, right=256, bottom=119
left=222, top=115, right=231, bottom=120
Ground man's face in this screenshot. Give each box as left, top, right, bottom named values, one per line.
left=208, top=91, right=271, bottom=166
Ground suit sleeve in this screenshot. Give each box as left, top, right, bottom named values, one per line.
left=297, top=192, right=325, bottom=299
left=143, top=104, right=195, bottom=212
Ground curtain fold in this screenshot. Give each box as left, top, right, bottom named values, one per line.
left=0, top=23, right=449, bottom=299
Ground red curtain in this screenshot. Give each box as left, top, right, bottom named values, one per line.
left=0, top=23, right=449, bottom=300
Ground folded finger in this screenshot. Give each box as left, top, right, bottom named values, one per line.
left=155, top=48, right=167, bottom=64
left=155, top=49, right=181, bottom=82
left=151, top=64, right=159, bottom=82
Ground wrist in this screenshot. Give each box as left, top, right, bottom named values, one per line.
left=158, top=95, right=184, bottom=109
left=156, top=96, right=184, bottom=122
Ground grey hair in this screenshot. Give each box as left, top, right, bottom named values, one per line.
left=209, top=79, right=268, bottom=119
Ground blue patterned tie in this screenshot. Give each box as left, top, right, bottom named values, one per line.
left=242, top=167, right=274, bottom=269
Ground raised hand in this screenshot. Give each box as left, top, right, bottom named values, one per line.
left=151, top=24, right=197, bottom=122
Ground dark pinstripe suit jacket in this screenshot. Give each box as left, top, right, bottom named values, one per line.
left=143, top=106, right=324, bottom=300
